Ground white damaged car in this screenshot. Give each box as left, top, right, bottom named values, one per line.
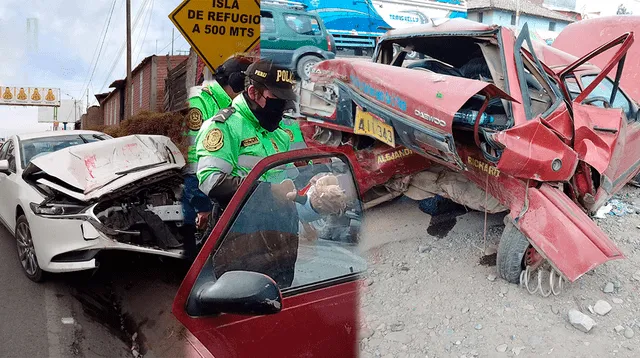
left=0, top=131, right=187, bottom=282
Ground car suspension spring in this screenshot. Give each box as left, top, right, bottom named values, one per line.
left=519, top=264, right=564, bottom=297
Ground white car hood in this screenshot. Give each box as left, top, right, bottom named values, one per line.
left=24, top=134, right=185, bottom=202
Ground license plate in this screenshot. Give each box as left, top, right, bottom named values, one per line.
left=354, top=108, right=395, bottom=147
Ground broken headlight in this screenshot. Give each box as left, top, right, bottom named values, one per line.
left=30, top=202, right=86, bottom=216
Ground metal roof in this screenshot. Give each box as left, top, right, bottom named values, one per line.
left=468, top=0, right=574, bottom=22
left=381, top=18, right=497, bottom=38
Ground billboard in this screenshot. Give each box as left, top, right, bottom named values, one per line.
left=37, top=99, right=84, bottom=123
left=1, top=86, right=60, bottom=107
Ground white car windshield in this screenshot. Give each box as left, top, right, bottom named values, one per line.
left=20, top=134, right=111, bottom=169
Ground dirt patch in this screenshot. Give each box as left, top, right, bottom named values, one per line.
left=359, top=187, right=640, bottom=357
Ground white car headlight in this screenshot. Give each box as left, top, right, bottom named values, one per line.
left=30, top=202, right=86, bottom=216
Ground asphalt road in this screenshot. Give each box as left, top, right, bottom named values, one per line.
left=0, top=225, right=131, bottom=358
left=0, top=197, right=436, bottom=358
left=0, top=225, right=49, bottom=357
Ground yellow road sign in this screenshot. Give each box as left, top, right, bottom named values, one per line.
left=169, top=0, right=261, bottom=73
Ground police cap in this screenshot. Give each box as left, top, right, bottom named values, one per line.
left=245, top=59, right=297, bottom=101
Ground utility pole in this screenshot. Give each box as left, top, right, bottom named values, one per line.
left=125, top=0, right=132, bottom=121
left=171, top=28, right=175, bottom=56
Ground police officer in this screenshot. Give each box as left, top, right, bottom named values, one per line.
left=195, top=59, right=298, bottom=205
left=195, top=59, right=303, bottom=287
left=182, top=55, right=251, bottom=259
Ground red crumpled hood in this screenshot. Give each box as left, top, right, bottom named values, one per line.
left=311, top=59, right=515, bottom=134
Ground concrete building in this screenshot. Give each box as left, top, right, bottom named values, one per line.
left=96, top=54, right=188, bottom=126
left=467, top=0, right=574, bottom=38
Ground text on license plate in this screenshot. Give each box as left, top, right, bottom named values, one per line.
left=354, top=108, right=395, bottom=147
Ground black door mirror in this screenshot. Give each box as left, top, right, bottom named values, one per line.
left=193, top=271, right=282, bottom=316
left=0, top=159, right=9, bottom=174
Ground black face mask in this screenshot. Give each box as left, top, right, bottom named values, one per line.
left=245, top=93, right=287, bottom=132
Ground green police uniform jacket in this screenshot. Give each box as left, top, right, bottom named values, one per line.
left=195, top=94, right=294, bottom=198
left=280, top=117, right=306, bottom=150
left=185, top=81, right=232, bottom=174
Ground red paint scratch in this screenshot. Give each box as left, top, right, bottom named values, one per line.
left=84, top=155, right=97, bottom=179
left=123, top=143, right=138, bottom=152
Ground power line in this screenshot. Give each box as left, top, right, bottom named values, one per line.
left=79, top=0, right=118, bottom=102
left=77, top=0, right=117, bottom=100
left=98, top=0, right=151, bottom=92
left=99, top=0, right=150, bottom=91
left=134, top=0, right=154, bottom=64
left=91, top=0, right=126, bottom=92
left=158, top=31, right=182, bottom=54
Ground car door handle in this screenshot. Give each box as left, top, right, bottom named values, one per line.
left=593, top=126, right=618, bottom=134
left=268, top=36, right=279, bottom=40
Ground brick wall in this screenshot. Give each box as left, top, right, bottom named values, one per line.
left=102, top=90, right=121, bottom=126
left=131, top=61, right=153, bottom=116
left=81, top=106, right=103, bottom=129
left=99, top=55, right=188, bottom=121
left=155, top=55, right=188, bottom=112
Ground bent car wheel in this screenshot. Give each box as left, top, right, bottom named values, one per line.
left=496, top=219, right=530, bottom=284
left=15, top=215, right=44, bottom=282
left=296, top=55, right=321, bottom=81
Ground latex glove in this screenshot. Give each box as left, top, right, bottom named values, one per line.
left=270, top=179, right=297, bottom=204
left=308, top=175, right=347, bottom=215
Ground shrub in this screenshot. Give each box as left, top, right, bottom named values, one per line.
left=86, top=111, right=189, bottom=157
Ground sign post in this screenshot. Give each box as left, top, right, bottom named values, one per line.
left=169, top=0, right=261, bottom=73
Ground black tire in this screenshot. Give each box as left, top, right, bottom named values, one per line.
left=296, top=55, right=321, bottom=81
left=496, top=219, right=530, bottom=284
left=15, top=215, right=45, bottom=282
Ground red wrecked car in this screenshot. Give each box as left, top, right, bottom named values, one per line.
left=167, top=18, right=639, bottom=358
left=297, top=18, right=640, bottom=285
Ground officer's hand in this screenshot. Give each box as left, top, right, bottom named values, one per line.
left=270, top=179, right=297, bottom=204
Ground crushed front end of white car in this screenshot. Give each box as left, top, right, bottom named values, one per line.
left=22, top=135, right=189, bottom=272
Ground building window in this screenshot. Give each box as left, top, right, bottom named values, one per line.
left=478, top=12, right=484, bottom=23
left=549, top=22, right=556, bottom=31
left=130, top=85, right=134, bottom=116
left=139, top=69, right=143, bottom=108
left=511, top=14, right=516, bottom=25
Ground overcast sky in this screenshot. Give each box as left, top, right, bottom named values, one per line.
left=0, top=0, right=637, bottom=138
left=577, top=0, right=640, bottom=14
left=0, top=0, right=189, bottom=138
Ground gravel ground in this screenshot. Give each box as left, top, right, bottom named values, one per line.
left=358, top=186, right=640, bottom=358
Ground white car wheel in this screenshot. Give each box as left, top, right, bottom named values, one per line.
left=15, top=215, right=44, bottom=282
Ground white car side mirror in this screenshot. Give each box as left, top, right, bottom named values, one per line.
left=0, top=159, right=9, bottom=173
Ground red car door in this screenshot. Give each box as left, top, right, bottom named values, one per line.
left=558, top=33, right=637, bottom=209
left=172, top=147, right=367, bottom=358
